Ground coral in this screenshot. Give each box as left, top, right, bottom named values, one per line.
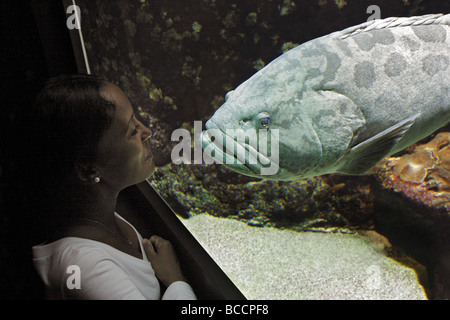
left=335, top=0, right=348, bottom=9
left=372, top=130, right=450, bottom=299
left=149, top=162, right=375, bottom=232
left=376, top=132, right=450, bottom=210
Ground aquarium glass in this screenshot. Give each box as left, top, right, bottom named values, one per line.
left=74, top=0, right=450, bottom=299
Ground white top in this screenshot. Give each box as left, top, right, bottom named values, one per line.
left=32, top=213, right=197, bottom=300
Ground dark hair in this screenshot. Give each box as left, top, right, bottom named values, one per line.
left=23, top=74, right=116, bottom=240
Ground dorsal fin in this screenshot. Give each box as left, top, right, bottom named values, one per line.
left=334, top=13, right=450, bottom=40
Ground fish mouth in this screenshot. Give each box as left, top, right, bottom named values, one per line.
left=201, top=120, right=279, bottom=177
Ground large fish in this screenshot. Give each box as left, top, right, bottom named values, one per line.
left=201, top=14, right=450, bottom=180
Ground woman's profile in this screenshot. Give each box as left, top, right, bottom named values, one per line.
left=28, top=74, right=196, bottom=300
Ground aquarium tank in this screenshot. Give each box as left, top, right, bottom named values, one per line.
left=71, top=0, right=449, bottom=299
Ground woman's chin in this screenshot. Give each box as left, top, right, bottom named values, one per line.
left=144, top=160, right=156, bottom=179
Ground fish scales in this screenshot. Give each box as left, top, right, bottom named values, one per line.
left=202, top=14, right=450, bottom=180
left=324, top=13, right=450, bottom=152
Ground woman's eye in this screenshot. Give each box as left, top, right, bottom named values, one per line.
left=131, top=126, right=139, bottom=136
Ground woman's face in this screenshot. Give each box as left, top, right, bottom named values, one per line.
left=96, top=83, right=155, bottom=190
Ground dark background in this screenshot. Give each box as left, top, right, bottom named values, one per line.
left=1, top=0, right=450, bottom=300
left=1, top=0, right=78, bottom=300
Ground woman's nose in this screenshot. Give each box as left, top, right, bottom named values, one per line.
left=138, top=113, right=153, bottom=141
left=142, top=125, right=153, bottom=142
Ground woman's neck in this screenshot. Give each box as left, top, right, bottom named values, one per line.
left=81, top=185, right=120, bottom=232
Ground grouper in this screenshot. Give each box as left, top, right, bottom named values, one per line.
left=201, top=14, right=450, bottom=180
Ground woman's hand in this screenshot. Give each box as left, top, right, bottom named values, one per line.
left=143, top=235, right=187, bottom=287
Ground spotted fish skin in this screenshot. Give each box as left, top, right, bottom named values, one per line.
left=318, top=14, right=450, bottom=152
left=203, top=14, right=450, bottom=180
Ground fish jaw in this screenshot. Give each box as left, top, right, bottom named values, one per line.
left=201, top=119, right=283, bottom=179
left=201, top=122, right=254, bottom=176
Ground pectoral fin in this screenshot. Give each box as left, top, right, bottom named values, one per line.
left=336, top=114, right=419, bottom=175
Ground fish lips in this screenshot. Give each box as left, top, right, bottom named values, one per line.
left=201, top=120, right=276, bottom=177
left=200, top=129, right=254, bottom=176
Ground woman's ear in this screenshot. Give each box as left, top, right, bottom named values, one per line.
left=76, top=163, right=101, bottom=185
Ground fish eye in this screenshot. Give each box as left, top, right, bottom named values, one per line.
left=259, top=117, right=271, bottom=129
left=256, top=112, right=271, bottom=129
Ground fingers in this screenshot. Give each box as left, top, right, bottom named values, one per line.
left=142, top=235, right=186, bottom=286
left=142, top=238, right=156, bottom=256
left=143, top=235, right=171, bottom=255
left=149, top=235, right=162, bottom=246
left=149, top=235, right=172, bottom=251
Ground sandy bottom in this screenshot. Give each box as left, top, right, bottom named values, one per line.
left=181, top=214, right=427, bottom=300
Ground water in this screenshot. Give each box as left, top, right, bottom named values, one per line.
left=77, top=0, right=450, bottom=299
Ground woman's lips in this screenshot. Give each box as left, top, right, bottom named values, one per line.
left=144, top=140, right=153, bottom=160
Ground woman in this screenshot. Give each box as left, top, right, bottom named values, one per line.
left=29, top=74, right=196, bottom=299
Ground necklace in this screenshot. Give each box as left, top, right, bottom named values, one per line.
left=80, top=217, right=133, bottom=245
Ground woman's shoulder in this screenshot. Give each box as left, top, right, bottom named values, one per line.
left=33, top=233, right=112, bottom=262
left=34, top=223, right=142, bottom=262
left=36, top=222, right=115, bottom=252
